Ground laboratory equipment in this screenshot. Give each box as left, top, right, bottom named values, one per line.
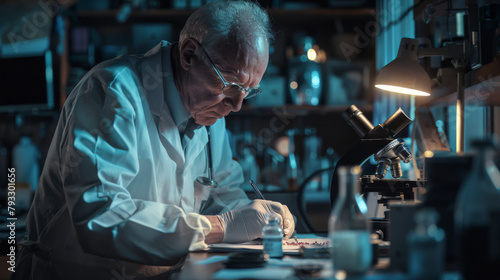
left=328, top=166, right=372, bottom=275
left=454, top=138, right=500, bottom=280
left=13, top=135, right=40, bottom=211
left=329, top=105, right=418, bottom=242
left=239, top=145, right=260, bottom=188
left=419, top=152, right=471, bottom=266
left=330, top=105, right=414, bottom=204
left=375, top=37, right=468, bottom=153
left=303, top=127, right=322, bottom=191
left=407, top=208, right=445, bottom=280
left=374, top=139, right=412, bottom=179
left=196, top=126, right=218, bottom=188
left=262, top=214, right=283, bottom=258
left=287, top=35, right=323, bottom=106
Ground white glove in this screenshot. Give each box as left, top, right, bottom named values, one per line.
left=218, top=199, right=295, bottom=243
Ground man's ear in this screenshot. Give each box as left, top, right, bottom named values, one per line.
left=179, top=38, right=198, bottom=71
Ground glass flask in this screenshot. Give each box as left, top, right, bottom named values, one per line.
left=328, top=166, right=372, bottom=275
left=454, top=138, right=500, bottom=280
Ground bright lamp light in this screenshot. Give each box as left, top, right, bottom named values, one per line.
left=375, top=85, right=430, bottom=96
left=375, top=38, right=432, bottom=96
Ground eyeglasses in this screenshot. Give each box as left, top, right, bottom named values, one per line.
left=198, top=43, right=262, bottom=99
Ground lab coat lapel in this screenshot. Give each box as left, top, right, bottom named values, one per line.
left=141, top=42, right=184, bottom=164
left=182, top=127, right=208, bottom=213
left=184, top=127, right=208, bottom=170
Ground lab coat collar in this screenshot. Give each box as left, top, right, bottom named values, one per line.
left=162, top=43, right=191, bottom=129
left=141, top=41, right=208, bottom=166
left=141, top=41, right=191, bottom=127
left=141, top=41, right=169, bottom=118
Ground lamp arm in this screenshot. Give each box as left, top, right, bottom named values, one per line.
left=418, top=43, right=465, bottom=59
left=419, top=47, right=448, bottom=58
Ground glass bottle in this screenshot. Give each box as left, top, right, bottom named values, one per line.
left=239, top=145, right=260, bottom=191
left=328, top=166, right=372, bottom=275
left=287, top=35, right=323, bottom=106
left=13, top=135, right=40, bottom=192
left=454, top=138, right=500, bottom=280
left=262, top=214, right=283, bottom=258
left=407, top=208, right=445, bottom=280
left=13, top=135, right=40, bottom=211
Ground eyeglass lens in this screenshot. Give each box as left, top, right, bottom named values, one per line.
left=222, top=84, right=260, bottom=99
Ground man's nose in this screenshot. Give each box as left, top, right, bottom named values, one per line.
left=222, top=95, right=243, bottom=112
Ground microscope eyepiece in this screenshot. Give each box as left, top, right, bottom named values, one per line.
left=381, top=108, right=412, bottom=136
left=342, top=105, right=374, bottom=138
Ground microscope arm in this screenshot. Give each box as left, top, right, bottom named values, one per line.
left=330, top=138, right=394, bottom=205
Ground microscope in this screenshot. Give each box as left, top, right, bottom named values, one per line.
left=330, top=105, right=421, bottom=241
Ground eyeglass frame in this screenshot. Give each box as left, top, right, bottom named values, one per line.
left=196, top=41, right=262, bottom=99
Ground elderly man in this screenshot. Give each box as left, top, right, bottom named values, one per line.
left=14, top=0, right=295, bottom=279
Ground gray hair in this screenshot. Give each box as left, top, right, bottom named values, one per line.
left=179, top=0, right=273, bottom=53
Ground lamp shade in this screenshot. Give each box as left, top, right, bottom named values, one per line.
left=375, top=38, right=431, bottom=96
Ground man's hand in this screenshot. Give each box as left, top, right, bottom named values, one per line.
left=218, top=199, right=295, bottom=243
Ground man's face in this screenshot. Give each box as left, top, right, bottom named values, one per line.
left=181, top=35, right=269, bottom=126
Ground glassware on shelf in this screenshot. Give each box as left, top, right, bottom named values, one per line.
left=261, top=147, right=286, bottom=191
left=13, top=134, right=40, bottom=211
left=287, top=35, right=323, bottom=106
left=302, top=127, right=322, bottom=191
left=454, top=138, right=500, bottom=280
left=239, top=145, right=260, bottom=192
left=328, top=166, right=372, bottom=275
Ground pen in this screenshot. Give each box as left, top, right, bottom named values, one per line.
left=249, top=179, right=266, bottom=200
left=249, top=179, right=298, bottom=243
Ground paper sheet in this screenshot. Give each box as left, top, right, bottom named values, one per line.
left=206, top=235, right=330, bottom=255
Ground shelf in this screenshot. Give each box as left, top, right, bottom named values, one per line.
left=420, top=57, right=500, bottom=107
left=229, top=104, right=372, bottom=117
left=75, top=8, right=376, bottom=25
left=75, top=9, right=193, bottom=25
left=269, top=8, right=375, bottom=20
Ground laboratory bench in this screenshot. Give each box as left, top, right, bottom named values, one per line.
left=171, top=247, right=463, bottom=280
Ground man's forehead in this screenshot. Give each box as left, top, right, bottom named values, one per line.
left=212, top=34, right=268, bottom=61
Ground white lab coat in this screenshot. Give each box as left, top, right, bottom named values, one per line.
left=15, top=41, right=251, bottom=279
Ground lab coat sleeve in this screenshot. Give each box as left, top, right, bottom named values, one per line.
left=199, top=119, right=252, bottom=215
left=60, top=74, right=211, bottom=265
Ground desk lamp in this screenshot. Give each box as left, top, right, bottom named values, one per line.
left=375, top=37, right=467, bottom=153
